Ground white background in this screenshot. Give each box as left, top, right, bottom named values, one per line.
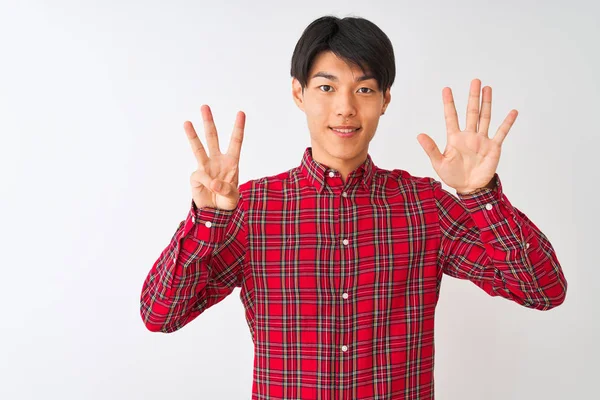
left=0, top=0, right=596, bottom=399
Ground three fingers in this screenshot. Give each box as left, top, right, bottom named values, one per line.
left=184, top=104, right=245, bottom=199
left=184, top=104, right=245, bottom=166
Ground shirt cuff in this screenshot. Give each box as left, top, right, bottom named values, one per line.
left=455, top=173, right=501, bottom=205
left=179, top=199, right=236, bottom=243
left=455, top=173, right=514, bottom=244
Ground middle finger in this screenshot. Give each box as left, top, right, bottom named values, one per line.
left=465, top=79, right=481, bottom=132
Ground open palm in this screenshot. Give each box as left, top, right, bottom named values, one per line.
left=417, top=79, right=518, bottom=193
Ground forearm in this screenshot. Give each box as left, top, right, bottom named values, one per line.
left=140, top=200, right=241, bottom=333
left=435, top=174, right=567, bottom=310
left=455, top=179, right=567, bottom=309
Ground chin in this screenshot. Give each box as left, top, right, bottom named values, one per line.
left=325, top=145, right=362, bottom=160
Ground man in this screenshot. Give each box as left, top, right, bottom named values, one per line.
left=140, top=15, right=567, bottom=400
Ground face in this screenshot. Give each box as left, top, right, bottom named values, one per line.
left=292, top=50, right=391, bottom=173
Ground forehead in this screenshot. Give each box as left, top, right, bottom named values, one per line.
left=308, top=51, right=372, bottom=80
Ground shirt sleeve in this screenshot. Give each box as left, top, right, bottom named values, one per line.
left=432, top=173, right=567, bottom=310
left=140, top=191, right=248, bottom=332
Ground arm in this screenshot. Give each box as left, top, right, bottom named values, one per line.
left=140, top=192, right=248, bottom=332
left=433, top=173, right=567, bottom=310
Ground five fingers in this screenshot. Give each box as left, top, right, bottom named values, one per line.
left=443, top=79, right=516, bottom=142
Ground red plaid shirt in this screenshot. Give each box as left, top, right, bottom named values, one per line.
left=140, top=146, right=567, bottom=399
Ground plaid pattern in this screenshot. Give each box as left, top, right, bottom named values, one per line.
left=140, top=146, right=567, bottom=399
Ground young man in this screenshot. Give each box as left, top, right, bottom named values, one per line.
left=140, top=15, right=567, bottom=400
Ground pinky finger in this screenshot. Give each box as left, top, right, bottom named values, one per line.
left=493, top=109, right=518, bottom=145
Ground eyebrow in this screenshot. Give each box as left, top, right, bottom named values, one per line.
left=310, top=71, right=376, bottom=83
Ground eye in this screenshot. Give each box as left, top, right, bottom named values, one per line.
left=317, top=85, right=375, bottom=93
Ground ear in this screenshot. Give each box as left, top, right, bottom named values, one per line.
left=381, top=87, right=391, bottom=114
left=291, top=77, right=305, bottom=111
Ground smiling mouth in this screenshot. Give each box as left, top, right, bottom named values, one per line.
left=329, top=127, right=361, bottom=137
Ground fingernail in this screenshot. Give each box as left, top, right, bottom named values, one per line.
left=214, top=181, right=222, bottom=191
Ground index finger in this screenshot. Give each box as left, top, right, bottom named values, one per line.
left=227, top=111, right=246, bottom=160
left=183, top=120, right=208, bottom=166
left=442, top=87, right=460, bottom=133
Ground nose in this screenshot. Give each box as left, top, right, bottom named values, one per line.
left=335, top=92, right=357, bottom=120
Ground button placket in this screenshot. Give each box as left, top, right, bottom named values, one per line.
left=337, top=185, right=352, bottom=361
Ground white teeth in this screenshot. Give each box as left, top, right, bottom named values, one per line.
left=332, top=128, right=358, bottom=133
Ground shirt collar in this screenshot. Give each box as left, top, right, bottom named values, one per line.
left=298, top=147, right=376, bottom=193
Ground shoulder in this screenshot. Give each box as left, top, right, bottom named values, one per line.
left=238, top=167, right=297, bottom=196
left=375, top=165, right=436, bottom=192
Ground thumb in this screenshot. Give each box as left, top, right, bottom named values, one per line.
left=417, top=133, right=443, bottom=166
left=210, top=179, right=239, bottom=200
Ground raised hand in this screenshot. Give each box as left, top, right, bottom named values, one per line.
left=416, top=79, right=518, bottom=193
left=184, top=105, right=245, bottom=211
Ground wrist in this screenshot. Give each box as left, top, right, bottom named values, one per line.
left=456, top=177, right=496, bottom=195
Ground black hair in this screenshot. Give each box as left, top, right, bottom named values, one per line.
left=290, top=15, right=395, bottom=94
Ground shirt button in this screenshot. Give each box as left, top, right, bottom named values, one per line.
left=342, top=191, right=348, bottom=197
left=205, top=221, right=212, bottom=228
left=328, top=171, right=335, bottom=178
left=526, top=242, right=530, bottom=249
left=341, top=345, right=348, bottom=352
left=342, top=293, right=349, bottom=299
left=342, top=239, right=349, bottom=245
left=485, top=203, right=493, bottom=210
